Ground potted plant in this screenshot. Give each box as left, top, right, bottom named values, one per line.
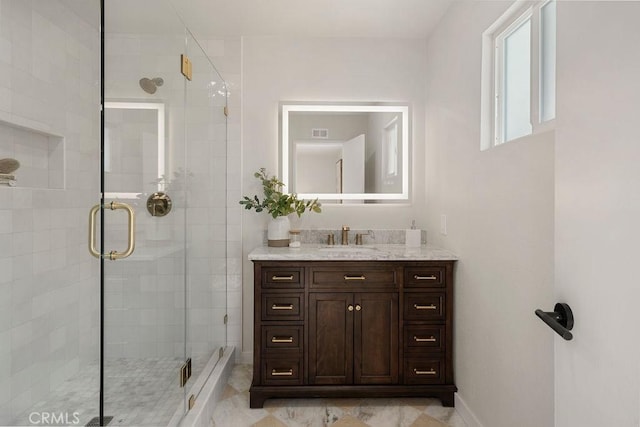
left=240, top=168, right=321, bottom=246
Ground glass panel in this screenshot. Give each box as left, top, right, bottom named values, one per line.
left=103, top=1, right=188, bottom=424
left=503, top=18, right=532, bottom=142
left=184, top=31, right=228, bottom=400
left=540, top=0, right=556, bottom=122
left=0, top=1, right=101, bottom=425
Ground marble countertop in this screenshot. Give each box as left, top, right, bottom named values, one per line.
left=248, top=244, right=458, bottom=261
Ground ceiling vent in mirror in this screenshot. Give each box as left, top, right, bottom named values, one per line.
left=311, top=128, right=329, bottom=139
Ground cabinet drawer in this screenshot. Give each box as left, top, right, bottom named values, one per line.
left=262, top=358, right=303, bottom=385
left=262, top=294, right=304, bottom=321
left=262, top=267, right=304, bottom=289
left=263, top=325, right=303, bottom=353
left=404, top=293, right=445, bottom=321
left=404, top=358, right=445, bottom=384
left=404, top=325, right=445, bottom=353
left=310, top=266, right=398, bottom=288
left=405, top=267, right=445, bottom=288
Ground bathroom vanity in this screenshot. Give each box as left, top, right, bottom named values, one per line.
left=248, top=245, right=458, bottom=408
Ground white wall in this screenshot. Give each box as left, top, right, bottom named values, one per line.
left=555, top=2, right=640, bottom=425
left=241, top=36, right=428, bottom=358
left=424, top=2, right=554, bottom=426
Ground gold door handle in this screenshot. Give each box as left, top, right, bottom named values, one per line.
left=413, top=368, right=437, bottom=376
left=413, top=335, right=437, bottom=342
left=344, top=275, right=366, bottom=281
left=347, top=305, right=354, bottom=312
left=414, top=304, right=437, bottom=310
left=88, top=204, right=101, bottom=258
left=271, top=369, right=293, bottom=376
left=271, top=275, right=294, bottom=281
left=355, top=304, right=362, bottom=311
left=89, top=202, right=136, bottom=260
left=271, top=336, right=294, bottom=343
left=271, top=304, right=294, bottom=310
left=414, top=275, right=437, bottom=280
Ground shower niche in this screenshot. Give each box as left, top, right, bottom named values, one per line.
left=0, top=118, right=65, bottom=189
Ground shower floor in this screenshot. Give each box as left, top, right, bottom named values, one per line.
left=11, top=355, right=211, bottom=427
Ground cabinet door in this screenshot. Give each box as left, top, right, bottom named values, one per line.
left=309, top=293, right=354, bottom=384
left=354, top=292, right=398, bottom=384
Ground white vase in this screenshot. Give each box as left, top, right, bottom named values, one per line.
left=267, top=216, right=290, bottom=247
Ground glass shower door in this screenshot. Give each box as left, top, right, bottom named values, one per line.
left=183, top=32, right=228, bottom=402
left=100, top=2, right=190, bottom=424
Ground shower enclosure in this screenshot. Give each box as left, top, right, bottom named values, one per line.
left=0, top=1, right=228, bottom=425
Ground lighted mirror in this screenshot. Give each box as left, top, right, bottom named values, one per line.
left=104, top=102, right=165, bottom=199
left=281, top=103, right=409, bottom=203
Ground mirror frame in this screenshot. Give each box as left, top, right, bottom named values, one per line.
left=281, top=103, right=410, bottom=201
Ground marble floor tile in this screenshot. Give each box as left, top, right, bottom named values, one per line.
left=210, top=365, right=467, bottom=427
left=10, top=355, right=213, bottom=427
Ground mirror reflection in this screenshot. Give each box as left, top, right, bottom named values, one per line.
left=281, top=104, right=409, bottom=203
left=104, top=102, right=165, bottom=199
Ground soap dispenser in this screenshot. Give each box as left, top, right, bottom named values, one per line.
left=405, top=220, right=421, bottom=247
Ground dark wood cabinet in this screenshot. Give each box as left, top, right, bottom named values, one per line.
left=308, top=292, right=398, bottom=385
left=250, top=260, right=456, bottom=408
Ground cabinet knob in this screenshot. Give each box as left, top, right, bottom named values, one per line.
left=355, top=304, right=362, bottom=311
left=347, top=305, right=354, bottom=312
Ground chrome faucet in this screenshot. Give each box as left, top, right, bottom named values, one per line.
left=341, top=226, right=350, bottom=245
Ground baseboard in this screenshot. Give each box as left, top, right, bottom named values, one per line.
left=455, top=393, right=485, bottom=427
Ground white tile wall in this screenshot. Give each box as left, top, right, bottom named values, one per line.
left=1, top=1, right=240, bottom=422
left=102, top=32, right=242, bottom=365
left=0, top=0, right=101, bottom=422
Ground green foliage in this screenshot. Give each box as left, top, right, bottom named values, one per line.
left=239, top=168, right=322, bottom=218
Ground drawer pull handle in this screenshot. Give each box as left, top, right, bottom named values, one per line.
left=414, top=368, right=437, bottom=376
left=414, top=275, right=437, bottom=280
left=271, top=275, right=294, bottom=281
left=271, top=336, right=294, bottom=343
left=413, top=335, right=436, bottom=342
left=414, top=304, right=438, bottom=310
left=344, top=275, right=366, bottom=281
left=271, top=304, right=294, bottom=310
left=271, top=369, right=293, bottom=376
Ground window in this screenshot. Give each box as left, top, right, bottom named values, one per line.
left=481, top=0, right=556, bottom=149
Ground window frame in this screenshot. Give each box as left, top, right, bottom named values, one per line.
left=481, top=0, right=556, bottom=150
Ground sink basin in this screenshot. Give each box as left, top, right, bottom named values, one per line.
left=319, top=246, right=379, bottom=253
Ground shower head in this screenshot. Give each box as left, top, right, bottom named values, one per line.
left=139, top=77, right=164, bottom=94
